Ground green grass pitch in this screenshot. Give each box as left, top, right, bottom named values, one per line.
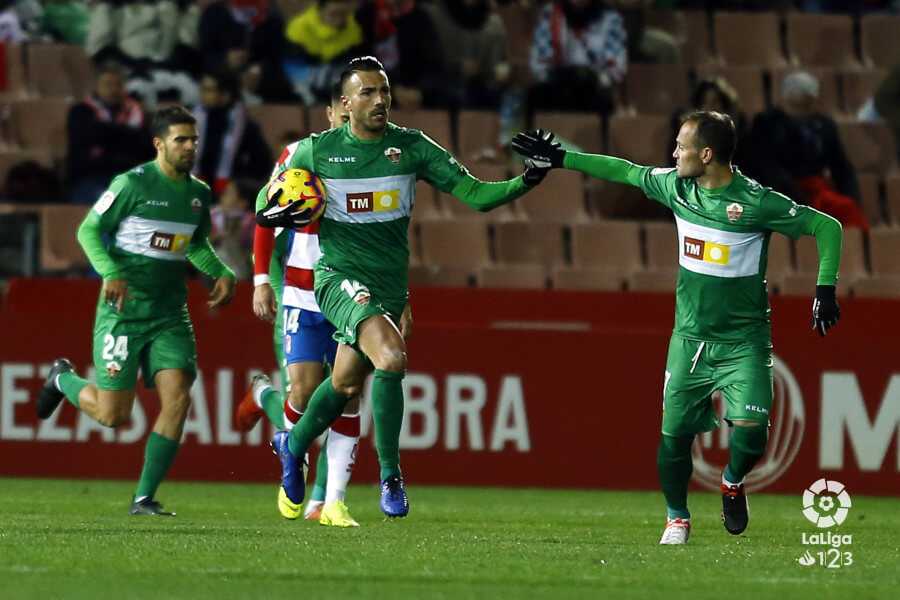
left=0, top=478, right=897, bottom=600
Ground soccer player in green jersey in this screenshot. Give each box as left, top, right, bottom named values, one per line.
left=259, top=56, right=547, bottom=518
left=35, top=106, right=237, bottom=516
left=512, top=111, right=842, bottom=544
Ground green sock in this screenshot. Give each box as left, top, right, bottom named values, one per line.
left=287, top=376, right=347, bottom=457
left=260, top=387, right=285, bottom=429
left=311, top=439, right=328, bottom=502
left=134, top=432, right=180, bottom=500
left=372, top=369, right=405, bottom=480
left=57, top=372, right=89, bottom=409
left=657, top=434, right=694, bottom=520
left=725, top=425, right=768, bottom=483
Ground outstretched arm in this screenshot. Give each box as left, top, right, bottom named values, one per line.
left=450, top=172, right=534, bottom=212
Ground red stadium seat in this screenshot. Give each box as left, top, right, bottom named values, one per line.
left=570, top=221, right=643, bottom=272
left=408, top=264, right=474, bottom=287
left=765, top=233, right=793, bottom=293
left=836, top=122, right=898, bottom=174
left=514, top=169, right=589, bottom=223
left=419, top=220, right=491, bottom=271
left=624, top=64, right=691, bottom=116
left=713, top=12, right=787, bottom=68
left=457, top=110, right=502, bottom=159
left=607, top=115, right=671, bottom=167
left=860, top=14, right=900, bottom=68
left=8, top=98, right=73, bottom=151
left=842, top=68, right=888, bottom=117
left=532, top=111, right=603, bottom=154
left=494, top=221, right=565, bottom=267
left=476, top=264, right=548, bottom=289
left=643, top=10, right=713, bottom=67
left=856, top=173, right=884, bottom=227
left=885, top=173, right=900, bottom=226
left=785, top=13, right=858, bottom=69
left=852, top=276, right=900, bottom=298
left=869, top=227, right=900, bottom=277
left=552, top=265, right=627, bottom=291
left=643, top=221, right=679, bottom=271
left=40, top=204, right=90, bottom=272
left=26, top=44, right=94, bottom=98
left=628, top=269, right=678, bottom=293
left=389, top=108, right=453, bottom=153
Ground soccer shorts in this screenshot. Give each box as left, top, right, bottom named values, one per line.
left=314, top=264, right=406, bottom=347
left=661, top=334, right=773, bottom=437
left=282, top=305, right=338, bottom=365
left=92, top=304, right=197, bottom=391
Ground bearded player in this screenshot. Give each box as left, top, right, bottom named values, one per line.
left=513, top=112, right=841, bottom=544
left=238, top=84, right=411, bottom=526
left=34, top=106, right=236, bottom=516
left=258, top=56, right=548, bottom=519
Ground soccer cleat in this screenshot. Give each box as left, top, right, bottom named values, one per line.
left=303, top=500, right=324, bottom=521
left=36, top=358, right=75, bottom=419
left=235, top=374, right=270, bottom=432
left=659, top=517, right=690, bottom=545
left=380, top=475, right=409, bottom=518
left=271, top=431, right=306, bottom=506
left=129, top=497, right=176, bottom=516
left=319, top=500, right=359, bottom=527
left=722, top=478, right=749, bottom=535
left=277, top=486, right=302, bottom=520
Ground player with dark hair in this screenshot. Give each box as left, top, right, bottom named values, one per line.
left=259, top=56, right=548, bottom=519
left=34, top=106, right=236, bottom=517
left=237, top=83, right=403, bottom=526
left=513, top=110, right=842, bottom=544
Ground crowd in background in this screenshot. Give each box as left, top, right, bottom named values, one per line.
left=0, top=0, right=898, bottom=280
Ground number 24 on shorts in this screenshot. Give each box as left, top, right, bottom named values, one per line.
left=102, top=334, right=129, bottom=361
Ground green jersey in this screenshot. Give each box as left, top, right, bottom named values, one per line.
left=79, top=160, right=226, bottom=321
left=636, top=166, right=813, bottom=344
left=279, top=122, right=467, bottom=303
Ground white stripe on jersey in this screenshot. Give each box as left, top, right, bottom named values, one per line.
left=114, top=215, right=198, bottom=261
left=675, top=215, right=764, bottom=278
left=285, top=230, right=321, bottom=270
left=321, top=173, right=415, bottom=224
left=282, top=287, right=319, bottom=312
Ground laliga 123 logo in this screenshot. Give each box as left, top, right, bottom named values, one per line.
left=797, top=479, right=854, bottom=568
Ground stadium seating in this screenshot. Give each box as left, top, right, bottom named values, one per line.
left=633, top=221, right=679, bottom=292
left=439, top=163, right=520, bottom=222
left=586, top=180, right=657, bottom=220
left=8, top=98, right=73, bottom=151
left=407, top=264, right=473, bottom=287
left=785, top=13, right=857, bottom=69
left=493, top=221, right=565, bottom=268
left=607, top=115, right=671, bottom=167
left=39, top=204, right=89, bottom=272
left=713, top=11, right=787, bottom=68
left=477, top=264, right=547, bottom=289
left=419, top=220, right=491, bottom=272
left=26, top=44, right=93, bottom=99
left=457, top=110, right=501, bottom=159
left=856, top=173, right=885, bottom=227
left=410, top=180, right=442, bottom=223
left=570, top=221, right=642, bottom=271
left=885, top=173, right=900, bottom=226
left=532, top=111, right=603, bottom=154
left=246, top=104, right=307, bottom=156
left=0, top=149, right=55, bottom=189
left=551, top=265, right=627, bottom=291
left=514, top=169, right=589, bottom=223
left=1, top=42, right=28, bottom=99
left=860, top=14, right=900, bottom=68
left=624, top=64, right=691, bottom=116
left=868, top=227, right=900, bottom=277
left=389, top=108, right=453, bottom=152
left=842, top=68, right=887, bottom=118
left=643, top=10, right=713, bottom=67
left=765, top=233, right=793, bottom=293
left=837, top=122, right=898, bottom=174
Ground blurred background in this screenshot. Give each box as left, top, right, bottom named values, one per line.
left=0, top=1, right=898, bottom=495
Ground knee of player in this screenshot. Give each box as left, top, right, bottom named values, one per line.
left=375, top=348, right=407, bottom=373
left=97, top=407, right=131, bottom=428
left=288, top=386, right=314, bottom=412
left=160, top=393, right=192, bottom=418
left=331, top=378, right=363, bottom=398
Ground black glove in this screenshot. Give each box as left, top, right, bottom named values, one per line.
left=511, top=129, right=565, bottom=169
left=522, top=166, right=549, bottom=186
left=256, top=189, right=314, bottom=229
left=812, top=285, right=840, bottom=337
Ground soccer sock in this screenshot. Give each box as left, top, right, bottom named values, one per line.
left=255, top=386, right=285, bottom=429
left=324, top=414, right=360, bottom=504
left=372, top=369, right=404, bottom=480
left=657, top=434, right=695, bottom=520
left=725, top=425, right=769, bottom=484
left=310, top=440, right=328, bottom=503
left=57, top=372, right=89, bottom=409
left=282, top=397, right=302, bottom=432
left=133, top=432, right=179, bottom=501
left=287, top=376, right=347, bottom=458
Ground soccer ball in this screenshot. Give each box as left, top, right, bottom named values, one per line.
left=266, top=168, right=327, bottom=222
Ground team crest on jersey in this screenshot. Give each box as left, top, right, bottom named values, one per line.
left=106, top=361, right=121, bottom=379
left=727, top=202, right=744, bottom=223
left=191, top=197, right=201, bottom=212
left=384, top=147, right=402, bottom=164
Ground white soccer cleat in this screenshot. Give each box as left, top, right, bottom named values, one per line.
left=659, top=517, right=691, bottom=545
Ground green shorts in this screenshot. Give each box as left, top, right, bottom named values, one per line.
left=661, top=334, right=773, bottom=437
left=92, top=303, right=197, bottom=391
left=314, top=264, right=406, bottom=347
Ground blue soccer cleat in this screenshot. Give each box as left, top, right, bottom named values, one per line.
left=271, top=431, right=305, bottom=505
left=380, top=475, right=409, bottom=518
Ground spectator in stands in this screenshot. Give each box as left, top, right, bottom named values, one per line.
left=283, top=0, right=365, bottom=104
left=423, top=0, right=510, bottom=110
left=199, top=0, right=295, bottom=102
left=527, top=0, right=627, bottom=117
left=356, top=0, right=451, bottom=109
left=669, top=77, right=749, bottom=167
left=86, top=1, right=201, bottom=108
left=743, top=71, right=869, bottom=232
left=41, top=0, right=90, bottom=45
left=209, top=179, right=255, bottom=280
left=67, top=61, right=153, bottom=205
left=192, top=68, right=272, bottom=199
left=874, top=64, right=900, bottom=163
